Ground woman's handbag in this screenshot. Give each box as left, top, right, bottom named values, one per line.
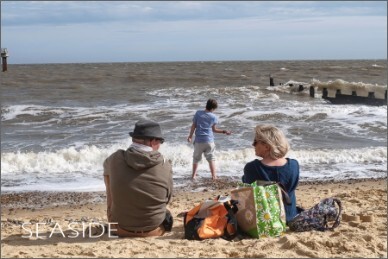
left=288, top=197, right=342, bottom=232
left=231, top=181, right=289, bottom=238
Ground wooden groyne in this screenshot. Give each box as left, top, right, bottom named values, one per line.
left=310, top=86, right=387, bottom=106
left=269, top=76, right=387, bottom=106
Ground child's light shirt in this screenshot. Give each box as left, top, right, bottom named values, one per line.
left=193, top=110, right=218, bottom=143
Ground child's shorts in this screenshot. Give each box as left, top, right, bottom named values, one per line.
left=193, top=142, right=215, bottom=163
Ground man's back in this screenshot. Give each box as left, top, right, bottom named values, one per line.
left=103, top=147, right=173, bottom=232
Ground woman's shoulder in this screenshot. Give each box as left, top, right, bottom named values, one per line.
left=244, top=159, right=260, bottom=169
left=286, top=158, right=300, bottom=174
left=287, top=158, right=300, bottom=167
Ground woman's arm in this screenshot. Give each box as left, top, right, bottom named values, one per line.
left=287, top=159, right=300, bottom=192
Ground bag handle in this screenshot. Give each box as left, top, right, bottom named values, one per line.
left=255, top=180, right=291, bottom=206
left=323, top=198, right=342, bottom=231
left=277, top=182, right=292, bottom=205
left=222, top=200, right=239, bottom=241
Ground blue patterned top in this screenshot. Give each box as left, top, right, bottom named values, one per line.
left=242, top=158, right=300, bottom=223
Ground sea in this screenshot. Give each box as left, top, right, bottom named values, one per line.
left=1, top=60, right=387, bottom=193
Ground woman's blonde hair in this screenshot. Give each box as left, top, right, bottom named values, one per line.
left=254, top=124, right=290, bottom=159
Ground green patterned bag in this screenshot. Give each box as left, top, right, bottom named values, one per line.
left=231, top=181, right=287, bottom=238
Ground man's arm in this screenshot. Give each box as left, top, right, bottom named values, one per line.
left=166, top=166, right=173, bottom=204
left=104, top=175, right=112, bottom=222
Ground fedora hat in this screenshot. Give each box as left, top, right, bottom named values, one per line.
left=129, top=120, right=165, bottom=142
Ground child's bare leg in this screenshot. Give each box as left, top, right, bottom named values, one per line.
left=192, top=163, right=199, bottom=179
left=209, top=161, right=217, bottom=180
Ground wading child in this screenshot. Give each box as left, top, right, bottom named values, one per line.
left=187, top=98, right=231, bottom=180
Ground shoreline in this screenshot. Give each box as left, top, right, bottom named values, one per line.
left=1, top=178, right=387, bottom=258
left=1, top=177, right=386, bottom=209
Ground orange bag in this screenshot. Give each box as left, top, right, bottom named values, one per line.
left=183, top=196, right=238, bottom=240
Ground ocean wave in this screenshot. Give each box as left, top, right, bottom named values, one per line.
left=1, top=144, right=386, bottom=191
left=372, top=64, right=384, bottom=68
left=2, top=144, right=386, bottom=174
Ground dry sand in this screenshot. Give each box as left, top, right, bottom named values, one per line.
left=1, top=178, right=387, bottom=258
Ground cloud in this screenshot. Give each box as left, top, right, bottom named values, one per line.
left=1, top=1, right=386, bottom=63
left=2, top=1, right=386, bottom=27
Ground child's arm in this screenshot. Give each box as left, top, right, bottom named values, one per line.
left=187, top=123, right=196, bottom=142
left=212, top=124, right=232, bottom=135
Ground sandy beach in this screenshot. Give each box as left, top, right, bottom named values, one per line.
left=1, top=178, right=387, bottom=258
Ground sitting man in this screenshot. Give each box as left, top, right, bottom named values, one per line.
left=103, top=119, right=173, bottom=237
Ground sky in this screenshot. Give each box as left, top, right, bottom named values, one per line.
left=1, top=1, right=387, bottom=64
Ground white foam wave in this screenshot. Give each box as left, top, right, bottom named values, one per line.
left=233, top=102, right=386, bottom=139
left=3, top=92, right=386, bottom=155
left=1, top=144, right=386, bottom=188
left=1, top=145, right=115, bottom=175
left=1, top=105, right=48, bottom=121
left=292, top=147, right=386, bottom=164
left=1, top=103, right=157, bottom=122
left=265, top=80, right=310, bottom=94
left=3, top=80, right=385, bottom=127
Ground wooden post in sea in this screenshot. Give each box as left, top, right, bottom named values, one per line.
left=1, top=48, right=9, bottom=72
left=322, top=88, right=328, bottom=98
left=368, top=92, right=375, bottom=99
left=309, top=86, right=315, bottom=97
left=269, top=75, right=274, bottom=86
left=336, top=89, right=341, bottom=96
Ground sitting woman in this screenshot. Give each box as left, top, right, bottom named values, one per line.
left=242, top=124, right=300, bottom=224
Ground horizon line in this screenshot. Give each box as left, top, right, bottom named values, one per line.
left=5, top=58, right=388, bottom=66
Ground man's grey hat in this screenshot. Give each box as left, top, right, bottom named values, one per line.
left=129, top=119, right=165, bottom=141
